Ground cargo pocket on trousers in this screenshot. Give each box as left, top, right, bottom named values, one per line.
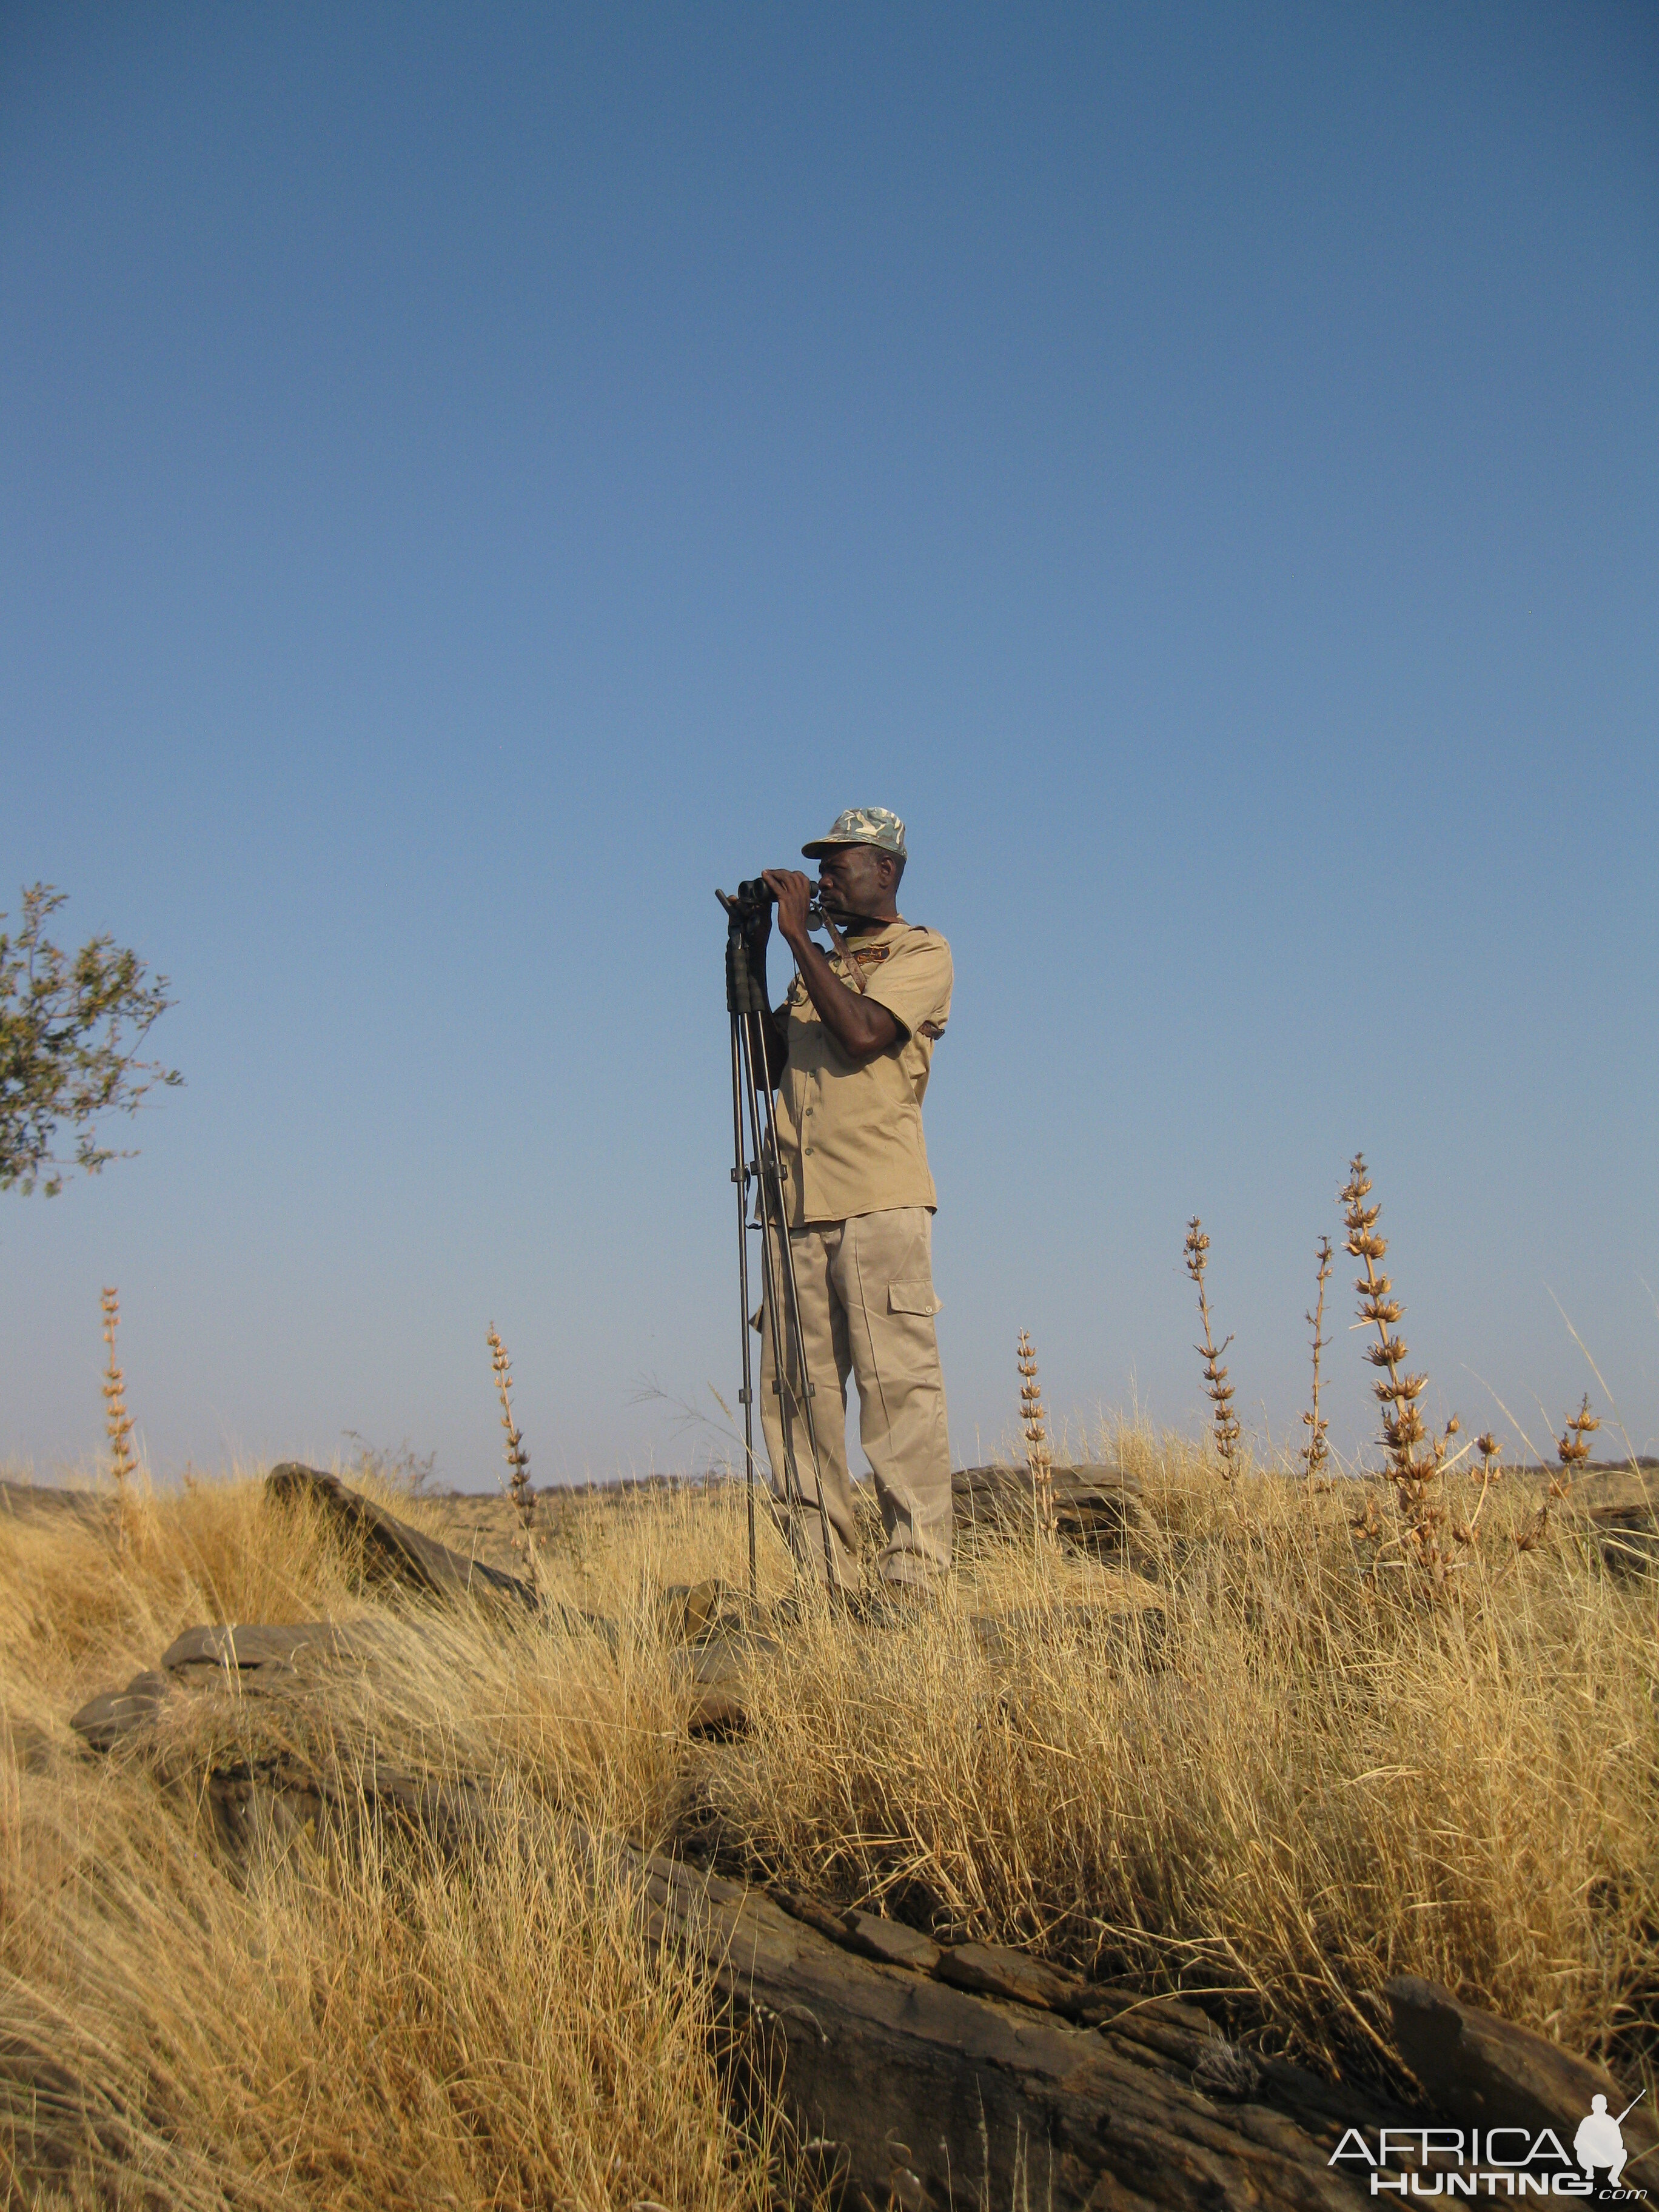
left=889, top=1281, right=943, bottom=1315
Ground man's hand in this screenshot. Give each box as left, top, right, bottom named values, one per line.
left=737, top=880, right=773, bottom=960
left=762, top=866, right=899, bottom=1064
left=762, top=869, right=816, bottom=954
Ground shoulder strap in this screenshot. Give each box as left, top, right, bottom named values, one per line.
left=816, top=908, right=866, bottom=994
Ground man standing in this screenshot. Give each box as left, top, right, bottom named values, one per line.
left=750, top=807, right=954, bottom=1595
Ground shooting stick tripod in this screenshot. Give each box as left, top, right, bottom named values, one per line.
left=720, top=893, right=843, bottom=1603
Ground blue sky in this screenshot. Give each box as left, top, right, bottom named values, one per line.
left=2, top=2, right=1655, bottom=1487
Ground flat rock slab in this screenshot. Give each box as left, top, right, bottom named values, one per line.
left=266, top=1463, right=540, bottom=1609
left=640, top=1848, right=1359, bottom=2212
left=937, top=1939, right=1090, bottom=2013
left=160, top=1620, right=378, bottom=1675
left=839, top=1910, right=942, bottom=1973
left=71, top=1620, right=381, bottom=1750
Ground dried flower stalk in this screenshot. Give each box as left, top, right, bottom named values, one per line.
left=1552, top=1393, right=1600, bottom=1498
left=100, top=1287, right=138, bottom=1533
left=1183, top=1218, right=1240, bottom=1480
left=1300, top=1236, right=1332, bottom=1478
left=1468, top=1430, right=1503, bottom=1537
left=1016, top=1331, right=1055, bottom=1544
left=486, top=1326, right=537, bottom=1561
left=1339, top=1156, right=1460, bottom=1585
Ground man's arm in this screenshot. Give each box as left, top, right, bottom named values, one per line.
left=762, top=871, right=900, bottom=1064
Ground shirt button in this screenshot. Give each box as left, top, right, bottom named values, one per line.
left=804, top=1147, right=814, bottom=1156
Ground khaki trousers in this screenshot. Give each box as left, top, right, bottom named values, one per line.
left=759, top=1206, right=953, bottom=1589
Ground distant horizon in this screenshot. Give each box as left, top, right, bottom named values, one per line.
left=8, top=1446, right=1657, bottom=1500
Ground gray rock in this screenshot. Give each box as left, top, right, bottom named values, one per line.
left=1567, top=1469, right=1659, bottom=1579
left=265, top=1463, right=540, bottom=1609
left=160, top=1620, right=372, bottom=1678
left=953, top=1463, right=1148, bottom=1560
left=0, top=1481, right=112, bottom=1532
left=69, top=1670, right=173, bottom=1752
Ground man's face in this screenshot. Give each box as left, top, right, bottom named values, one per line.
left=817, top=843, right=896, bottom=917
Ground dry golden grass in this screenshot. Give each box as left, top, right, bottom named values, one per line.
left=700, top=1423, right=1658, bottom=2093
left=2, top=1431, right=1655, bottom=2204
left=2, top=1769, right=770, bottom=2212
left=0, top=1479, right=782, bottom=2211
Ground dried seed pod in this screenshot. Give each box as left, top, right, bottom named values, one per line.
left=1557, top=1393, right=1600, bottom=1472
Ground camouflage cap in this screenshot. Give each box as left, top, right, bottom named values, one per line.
left=801, top=806, right=907, bottom=860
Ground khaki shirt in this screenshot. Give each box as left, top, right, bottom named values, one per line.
left=773, top=919, right=953, bottom=1226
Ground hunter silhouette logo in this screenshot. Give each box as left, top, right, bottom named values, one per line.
left=1576, top=2094, right=1646, bottom=2192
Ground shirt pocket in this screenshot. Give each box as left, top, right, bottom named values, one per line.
left=889, top=1281, right=943, bottom=1315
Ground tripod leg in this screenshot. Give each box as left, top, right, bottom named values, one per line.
left=729, top=1015, right=757, bottom=1606
left=737, top=1019, right=818, bottom=1549
left=738, top=1019, right=809, bottom=1569
left=742, top=1011, right=844, bottom=1600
